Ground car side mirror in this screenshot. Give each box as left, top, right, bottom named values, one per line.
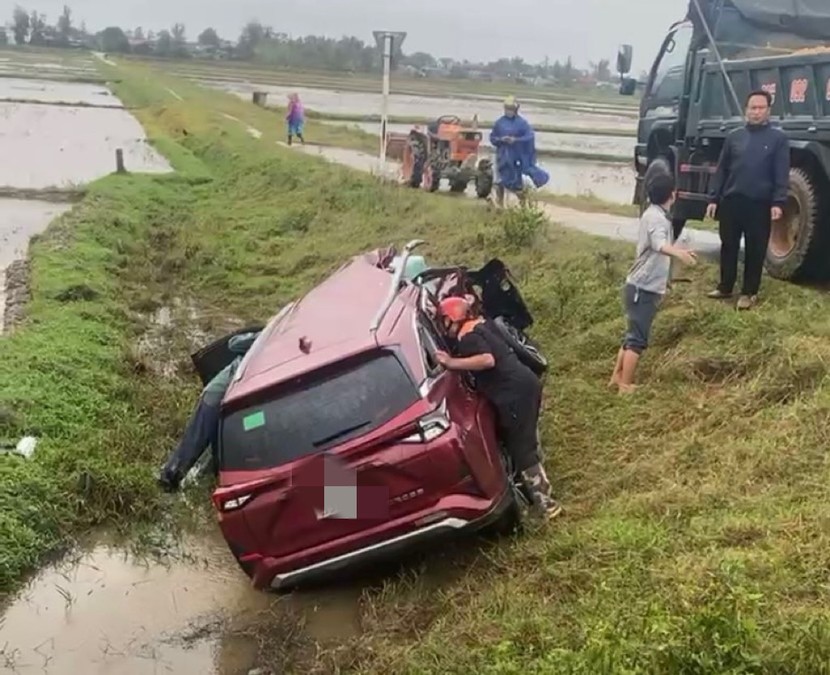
left=617, top=44, right=633, bottom=75
left=619, top=77, right=637, bottom=96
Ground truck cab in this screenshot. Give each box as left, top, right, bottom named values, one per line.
left=620, top=1, right=830, bottom=281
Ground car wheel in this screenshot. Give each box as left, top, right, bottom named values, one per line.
left=491, top=495, right=523, bottom=536
left=490, top=453, right=529, bottom=536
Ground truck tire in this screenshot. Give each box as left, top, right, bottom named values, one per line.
left=766, top=167, right=828, bottom=281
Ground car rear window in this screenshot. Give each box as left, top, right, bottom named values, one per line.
left=219, top=352, right=420, bottom=471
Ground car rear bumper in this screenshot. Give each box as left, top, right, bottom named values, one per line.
left=249, top=488, right=513, bottom=591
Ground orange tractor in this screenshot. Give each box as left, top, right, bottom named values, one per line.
left=386, top=115, right=493, bottom=198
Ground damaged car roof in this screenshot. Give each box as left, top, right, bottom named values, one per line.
left=223, top=254, right=424, bottom=406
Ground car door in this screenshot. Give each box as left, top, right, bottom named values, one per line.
left=190, top=325, right=265, bottom=386
left=467, top=259, right=534, bottom=331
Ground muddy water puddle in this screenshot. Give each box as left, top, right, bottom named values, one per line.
left=216, top=81, right=636, bottom=132
left=0, top=527, right=363, bottom=674
left=0, top=199, right=71, bottom=332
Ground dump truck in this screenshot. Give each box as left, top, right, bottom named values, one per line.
left=618, top=0, right=830, bottom=280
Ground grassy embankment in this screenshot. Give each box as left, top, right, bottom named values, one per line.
left=2, top=60, right=830, bottom=674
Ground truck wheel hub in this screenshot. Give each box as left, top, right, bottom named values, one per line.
left=769, top=195, right=800, bottom=258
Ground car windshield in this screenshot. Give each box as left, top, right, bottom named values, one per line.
left=219, top=352, right=420, bottom=471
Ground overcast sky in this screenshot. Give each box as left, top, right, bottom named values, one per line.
left=20, top=0, right=688, bottom=71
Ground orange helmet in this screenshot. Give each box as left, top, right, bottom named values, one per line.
left=438, top=296, right=471, bottom=322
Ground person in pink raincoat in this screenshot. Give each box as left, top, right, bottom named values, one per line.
left=286, top=93, right=305, bottom=146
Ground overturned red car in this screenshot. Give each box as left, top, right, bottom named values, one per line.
left=191, top=241, right=548, bottom=591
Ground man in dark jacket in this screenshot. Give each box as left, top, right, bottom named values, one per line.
left=435, top=296, right=562, bottom=521
left=706, top=89, right=790, bottom=310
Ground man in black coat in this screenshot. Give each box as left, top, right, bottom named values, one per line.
left=706, top=90, right=790, bottom=310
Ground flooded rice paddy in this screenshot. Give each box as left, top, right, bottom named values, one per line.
left=0, top=73, right=171, bottom=336
left=0, top=78, right=170, bottom=189
left=213, top=80, right=639, bottom=133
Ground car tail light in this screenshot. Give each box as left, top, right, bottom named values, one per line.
left=401, top=400, right=451, bottom=443
left=217, top=494, right=253, bottom=512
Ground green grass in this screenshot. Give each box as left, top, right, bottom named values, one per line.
left=3, top=57, right=830, bottom=675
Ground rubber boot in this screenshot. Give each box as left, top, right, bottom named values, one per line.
left=521, top=463, right=563, bottom=520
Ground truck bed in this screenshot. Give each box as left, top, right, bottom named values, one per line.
left=689, top=49, right=830, bottom=140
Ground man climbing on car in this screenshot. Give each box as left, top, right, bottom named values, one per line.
left=434, top=297, right=563, bottom=520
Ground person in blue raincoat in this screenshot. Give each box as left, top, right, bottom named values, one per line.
left=490, top=96, right=549, bottom=207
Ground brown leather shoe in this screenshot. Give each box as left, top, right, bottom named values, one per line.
left=737, top=295, right=758, bottom=310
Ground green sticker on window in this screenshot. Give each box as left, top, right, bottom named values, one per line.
left=243, top=411, right=265, bottom=431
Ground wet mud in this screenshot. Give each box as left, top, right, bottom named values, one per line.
left=133, top=300, right=216, bottom=380
left=0, top=529, right=261, bottom=675
left=0, top=524, right=376, bottom=675
left=2, top=259, right=29, bottom=332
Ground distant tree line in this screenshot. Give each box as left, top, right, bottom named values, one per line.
left=3, top=7, right=614, bottom=84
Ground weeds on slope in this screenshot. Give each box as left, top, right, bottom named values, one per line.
left=0, top=64, right=551, bottom=597
left=123, top=70, right=830, bottom=672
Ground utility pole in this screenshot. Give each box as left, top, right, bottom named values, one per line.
left=373, top=30, right=407, bottom=176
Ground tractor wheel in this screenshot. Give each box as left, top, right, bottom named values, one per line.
left=407, top=135, right=427, bottom=189
left=766, top=166, right=829, bottom=281
left=450, top=178, right=468, bottom=193
left=409, top=154, right=425, bottom=189
left=423, top=163, right=441, bottom=192
left=476, top=171, right=493, bottom=199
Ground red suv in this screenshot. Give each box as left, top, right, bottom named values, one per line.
left=192, top=241, right=548, bottom=591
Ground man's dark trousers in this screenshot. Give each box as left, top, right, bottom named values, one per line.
left=717, top=195, right=772, bottom=296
